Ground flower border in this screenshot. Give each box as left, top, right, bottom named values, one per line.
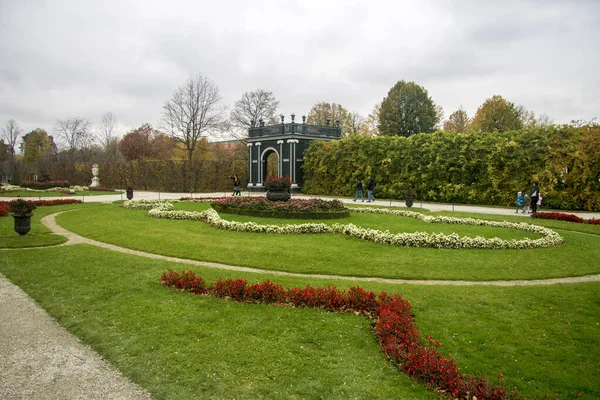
left=162, top=270, right=517, bottom=399
left=123, top=200, right=564, bottom=250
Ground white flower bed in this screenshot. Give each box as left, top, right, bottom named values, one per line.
left=122, top=201, right=563, bottom=250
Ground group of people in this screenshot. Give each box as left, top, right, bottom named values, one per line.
left=516, top=182, right=542, bottom=213
left=353, top=176, right=375, bottom=202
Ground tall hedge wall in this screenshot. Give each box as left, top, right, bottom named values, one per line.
left=302, top=126, right=600, bottom=211
left=46, top=159, right=249, bottom=194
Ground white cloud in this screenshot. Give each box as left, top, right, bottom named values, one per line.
left=1, top=0, right=599, bottom=138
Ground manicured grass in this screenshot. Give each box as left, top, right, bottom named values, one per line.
left=0, top=246, right=438, bottom=400
left=2, top=201, right=599, bottom=399
left=56, top=203, right=600, bottom=281
left=0, top=190, right=121, bottom=197
left=0, top=244, right=598, bottom=399
left=0, top=204, right=80, bottom=248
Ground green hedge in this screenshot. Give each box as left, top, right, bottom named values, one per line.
left=302, top=125, right=600, bottom=211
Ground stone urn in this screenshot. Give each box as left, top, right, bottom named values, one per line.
left=13, top=213, right=33, bottom=236
left=126, top=187, right=134, bottom=200
left=266, top=188, right=291, bottom=202
left=405, top=196, right=414, bottom=208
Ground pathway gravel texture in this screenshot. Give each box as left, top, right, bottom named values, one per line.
left=0, top=273, right=151, bottom=400
left=1, top=192, right=599, bottom=399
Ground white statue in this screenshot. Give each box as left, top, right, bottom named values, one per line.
left=90, top=164, right=100, bottom=188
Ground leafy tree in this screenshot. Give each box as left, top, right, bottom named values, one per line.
left=118, top=124, right=174, bottom=161
left=20, top=128, right=57, bottom=176
left=378, top=80, right=439, bottom=136
left=470, top=95, right=524, bottom=133
left=359, top=103, right=381, bottom=136
left=443, top=107, right=471, bottom=133
left=160, top=73, right=226, bottom=160
left=306, top=102, right=353, bottom=136
left=230, top=89, right=279, bottom=137
left=348, top=111, right=366, bottom=135
left=0, top=140, right=9, bottom=163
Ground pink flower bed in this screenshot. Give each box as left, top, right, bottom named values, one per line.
left=0, top=199, right=83, bottom=217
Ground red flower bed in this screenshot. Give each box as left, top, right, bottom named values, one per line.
left=532, top=211, right=599, bottom=225
left=531, top=212, right=584, bottom=223
left=161, top=269, right=518, bottom=399
left=0, top=199, right=82, bottom=217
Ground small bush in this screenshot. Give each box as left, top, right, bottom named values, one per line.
left=10, top=171, right=21, bottom=186
left=21, top=180, right=71, bottom=190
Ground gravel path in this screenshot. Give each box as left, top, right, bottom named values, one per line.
left=1, top=204, right=598, bottom=400
left=0, top=273, right=151, bottom=400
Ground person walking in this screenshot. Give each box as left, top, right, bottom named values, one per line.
left=367, top=176, right=375, bottom=202
left=229, top=175, right=241, bottom=196
left=530, top=182, right=539, bottom=213
left=515, top=191, right=524, bottom=213
left=353, top=179, right=365, bottom=202
left=523, top=193, right=530, bottom=214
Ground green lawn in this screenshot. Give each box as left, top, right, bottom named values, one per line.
left=0, top=201, right=598, bottom=399
left=55, top=202, right=600, bottom=281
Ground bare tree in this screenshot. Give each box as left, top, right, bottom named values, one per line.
left=95, top=111, right=121, bottom=162
left=160, top=74, right=226, bottom=160
left=54, top=118, right=92, bottom=152
left=97, top=111, right=120, bottom=149
left=349, top=111, right=366, bottom=135
left=230, top=89, right=279, bottom=137
left=1, top=119, right=23, bottom=159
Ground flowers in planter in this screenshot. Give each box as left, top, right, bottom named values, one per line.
left=263, top=175, right=292, bottom=190
left=8, top=198, right=37, bottom=215
left=405, top=188, right=415, bottom=197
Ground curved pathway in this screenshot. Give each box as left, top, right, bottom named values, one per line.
left=2, top=208, right=599, bottom=399
left=41, top=212, right=600, bottom=287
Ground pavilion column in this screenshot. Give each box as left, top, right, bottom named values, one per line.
left=255, top=142, right=262, bottom=187
left=277, top=140, right=284, bottom=177
left=286, top=139, right=299, bottom=188
left=247, top=142, right=254, bottom=188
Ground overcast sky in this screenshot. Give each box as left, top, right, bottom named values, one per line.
left=1, top=0, right=599, bottom=142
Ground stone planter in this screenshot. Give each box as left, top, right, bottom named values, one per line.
left=126, top=189, right=134, bottom=200
left=266, top=188, right=291, bottom=202
left=12, top=213, right=33, bottom=236
left=405, top=196, right=414, bottom=208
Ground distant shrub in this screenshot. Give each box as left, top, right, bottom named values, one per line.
left=21, top=180, right=71, bottom=190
